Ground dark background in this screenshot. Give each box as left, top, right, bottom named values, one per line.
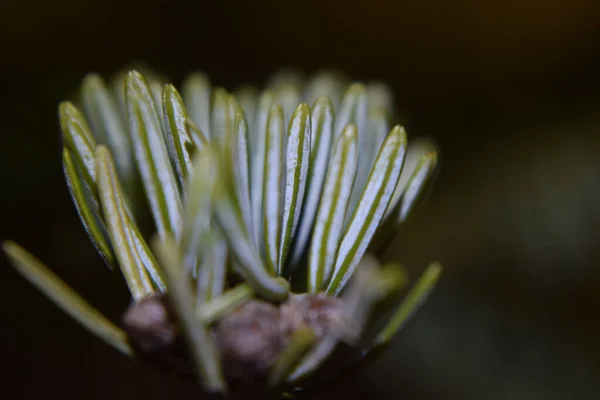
left=1, top=0, right=600, bottom=399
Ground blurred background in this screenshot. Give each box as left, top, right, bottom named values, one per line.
left=1, top=0, right=600, bottom=399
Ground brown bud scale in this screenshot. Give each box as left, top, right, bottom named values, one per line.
left=121, top=292, right=345, bottom=386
